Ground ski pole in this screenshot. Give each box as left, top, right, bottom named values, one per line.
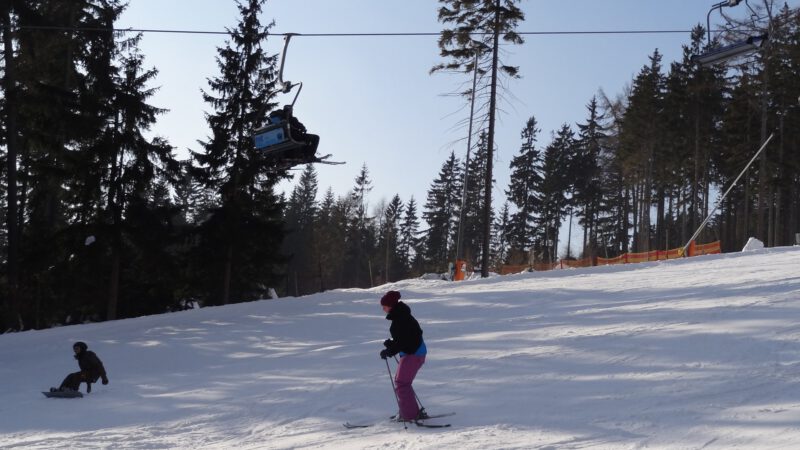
left=385, top=357, right=407, bottom=430
left=394, top=355, right=425, bottom=413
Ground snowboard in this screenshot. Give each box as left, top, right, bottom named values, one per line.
left=42, top=390, right=83, bottom=398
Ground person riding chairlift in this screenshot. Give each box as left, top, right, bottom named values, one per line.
left=267, top=105, right=319, bottom=162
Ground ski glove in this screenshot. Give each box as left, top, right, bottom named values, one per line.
left=379, top=349, right=391, bottom=360
left=102, top=376, right=109, bottom=385
left=383, top=339, right=393, bottom=349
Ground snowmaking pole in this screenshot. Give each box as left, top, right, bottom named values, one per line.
left=681, top=133, right=773, bottom=256
left=481, top=0, right=501, bottom=278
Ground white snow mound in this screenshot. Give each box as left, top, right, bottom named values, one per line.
left=742, top=237, right=764, bottom=252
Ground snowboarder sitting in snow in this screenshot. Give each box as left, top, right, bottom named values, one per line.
left=52, top=341, right=109, bottom=393
left=379, top=290, right=427, bottom=421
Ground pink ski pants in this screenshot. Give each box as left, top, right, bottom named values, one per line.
left=395, top=354, right=425, bottom=420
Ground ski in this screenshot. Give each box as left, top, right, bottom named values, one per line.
left=343, top=411, right=455, bottom=429
left=415, top=420, right=451, bottom=428
left=392, top=411, right=455, bottom=420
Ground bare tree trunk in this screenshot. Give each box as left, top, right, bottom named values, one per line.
left=744, top=177, right=751, bottom=243
left=106, top=140, right=124, bottom=321
left=566, top=208, right=573, bottom=259
left=773, top=114, right=784, bottom=246
left=656, top=186, right=665, bottom=250
left=2, top=5, right=21, bottom=327
left=692, top=107, right=700, bottom=234
left=756, top=2, right=774, bottom=245
left=631, top=183, right=639, bottom=252
left=223, top=245, right=233, bottom=304
left=480, top=0, right=501, bottom=277
left=622, top=186, right=631, bottom=253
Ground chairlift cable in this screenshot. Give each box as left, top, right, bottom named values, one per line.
left=17, top=25, right=748, bottom=37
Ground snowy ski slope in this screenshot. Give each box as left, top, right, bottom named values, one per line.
left=2, top=246, right=800, bottom=449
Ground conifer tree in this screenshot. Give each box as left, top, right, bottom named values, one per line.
left=379, top=194, right=404, bottom=283
left=572, top=97, right=607, bottom=257
left=491, top=202, right=512, bottom=268
left=283, top=164, right=318, bottom=295
left=537, top=124, right=576, bottom=262
left=100, top=34, right=179, bottom=320
left=423, top=151, right=462, bottom=271
left=433, top=0, right=525, bottom=277
left=315, top=188, right=347, bottom=291
left=460, top=131, right=494, bottom=265
left=398, top=197, right=422, bottom=277
left=191, top=0, right=284, bottom=305
left=9, top=0, right=96, bottom=328
left=343, top=164, right=374, bottom=287
left=619, top=50, right=665, bottom=252
left=1, top=0, right=22, bottom=328
left=505, top=116, right=542, bottom=260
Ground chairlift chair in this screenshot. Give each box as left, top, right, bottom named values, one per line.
left=253, top=106, right=305, bottom=154
left=692, top=33, right=767, bottom=66
left=692, top=0, right=769, bottom=67
left=250, top=33, right=342, bottom=170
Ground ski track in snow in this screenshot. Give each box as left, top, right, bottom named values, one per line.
left=2, top=247, right=800, bottom=449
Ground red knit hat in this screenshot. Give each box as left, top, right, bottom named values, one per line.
left=380, top=290, right=401, bottom=307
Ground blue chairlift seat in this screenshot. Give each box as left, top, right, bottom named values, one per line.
left=252, top=118, right=304, bottom=155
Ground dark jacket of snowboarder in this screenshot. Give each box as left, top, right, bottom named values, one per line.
left=58, top=341, right=108, bottom=393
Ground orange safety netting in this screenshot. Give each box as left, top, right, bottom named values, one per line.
left=596, top=241, right=720, bottom=265
left=496, top=240, right=722, bottom=274
left=692, top=240, right=722, bottom=256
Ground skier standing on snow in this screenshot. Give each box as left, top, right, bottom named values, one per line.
left=379, top=290, right=427, bottom=421
left=53, top=341, right=108, bottom=393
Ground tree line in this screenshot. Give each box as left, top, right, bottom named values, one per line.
left=2, top=0, right=799, bottom=331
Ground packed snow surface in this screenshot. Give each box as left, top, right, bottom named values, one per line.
left=2, top=247, right=800, bottom=449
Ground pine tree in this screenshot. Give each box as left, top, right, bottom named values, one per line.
left=594, top=94, right=629, bottom=257
left=423, top=151, right=461, bottom=271
left=379, top=194, right=404, bottom=283
left=537, top=124, right=576, bottom=262
left=173, top=159, right=214, bottom=226
left=491, top=202, right=512, bottom=268
left=398, top=197, right=422, bottom=277
left=10, top=0, right=95, bottom=328
left=433, top=0, right=525, bottom=277
left=761, top=4, right=800, bottom=247
left=191, top=0, right=284, bottom=305
left=572, top=97, right=607, bottom=257
left=343, top=164, right=374, bottom=287
left=1, top=0, right=22, bottom=328
left=314, top=187, right=347, bottom=291
left=460, top=131, right=494, bottom=265
left=505, top=116, right=542, bottom=261
left=619, top=50, right=665, bottom=252
left=101, top=33, right=179, bottom=320
left=283, top=164, right=318, bottom=295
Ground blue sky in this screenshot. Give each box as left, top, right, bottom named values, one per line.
left=118, top=0, right=797, bottom=244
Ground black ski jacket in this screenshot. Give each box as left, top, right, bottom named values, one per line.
left=76, top=350, right=107, bottom=383
left=385, top=301, right=423, bottom=356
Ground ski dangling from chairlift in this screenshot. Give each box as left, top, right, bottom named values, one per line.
left=252, top=33, right=344, bottom=170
